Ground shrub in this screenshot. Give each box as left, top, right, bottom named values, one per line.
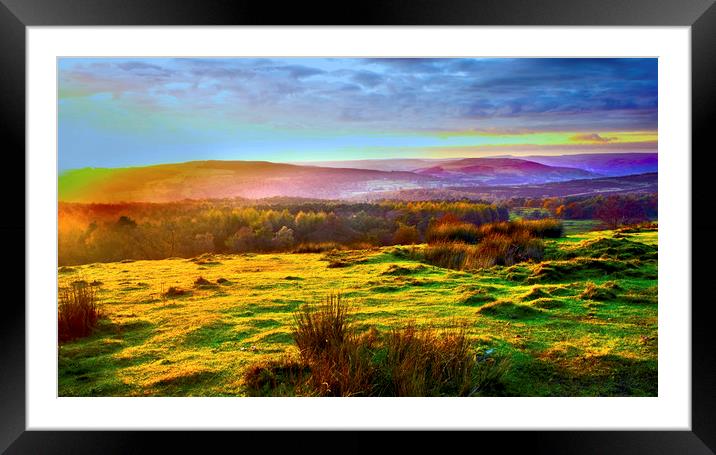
left=58, top=281, right=101, bottom=342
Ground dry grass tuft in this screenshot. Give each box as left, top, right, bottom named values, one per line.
left=58, top=281, right=101, bottom=343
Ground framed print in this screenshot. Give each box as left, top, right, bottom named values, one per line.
left=4, top=0, right=715, bottom=452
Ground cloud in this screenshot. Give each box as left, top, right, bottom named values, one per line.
left=59, top=57, right=658, bottom=134
left=570, top=133, right=619, bottom=143
left=351, top=70, right=384, bottom=88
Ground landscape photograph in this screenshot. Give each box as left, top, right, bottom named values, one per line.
left=57, top=57, right=658, bottom=397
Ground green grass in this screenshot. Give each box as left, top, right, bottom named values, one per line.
left=58, top=228, right=657, bottom=397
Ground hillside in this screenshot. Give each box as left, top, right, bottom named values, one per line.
left=58, top=160, right=438, bottom=203
left=412, top=157, right=596, bottom=184
left=363, top=172, right=658, bottom=201
left=519, top=153, right=657, bottom=177
left=59, top=156, right=626, bottom=203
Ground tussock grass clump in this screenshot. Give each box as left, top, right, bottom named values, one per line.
left=524, top=258, right=638, bottom=284
left=58, top=281, right=101, bottom=343
left=477, top=300, right=541, bottom=319
left=164, top=286, right=189, bottom=297
left=623, top=286, right=658, bottom=305
left=375, top=323, right=506, bottom=397
left=480, top=219, right=563, bottom=239
left=529, top=298, right=564, bottom=309
left=194, top=276, right=214, bottom=287
left=427, top=219, right=563, bottom=245
left=245, top=293, right=510, bottom=397
left=521, top=286, right=552, bottom=301
left=420, top=220, right=557, bottom=271
left=557, top=237, right=657, bottom=261
left=427, top=222, right=481, bottom=244
left=291, top=293, right=375, bottom=396
left=422, top=233, right=544, bottom=271
left=618, top=222, right=658, bottom=233
left=381, top=264, right=427, bottom=276
left=579, top=282, right=619, bottom=301
left=322, top=250, right=370, bottom=269
left=459, top=288, right=496, bottom=305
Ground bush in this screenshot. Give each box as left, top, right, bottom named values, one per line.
left=58, top=281, right=101, bottom=342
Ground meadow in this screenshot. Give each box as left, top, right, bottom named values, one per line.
left=58, top=222, right=657, bottom=397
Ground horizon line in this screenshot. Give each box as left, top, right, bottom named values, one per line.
left=58, top=150, right=658, bottom=173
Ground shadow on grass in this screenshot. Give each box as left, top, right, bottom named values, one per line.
left=58, top=318, right=156, bottom=396
left=506, top=352, right=657, bottom=396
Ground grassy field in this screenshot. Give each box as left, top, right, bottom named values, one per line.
left=58, top=227, right=657, bottom=397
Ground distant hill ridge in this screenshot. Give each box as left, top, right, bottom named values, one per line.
left=59, top=154, right=657, bottom=203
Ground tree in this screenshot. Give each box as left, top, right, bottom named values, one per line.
left=272, top=226, right=295, bottom=250
left=595, top=196, right=647, bottom=229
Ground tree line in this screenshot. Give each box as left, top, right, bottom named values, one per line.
left=58, top=199, right=509, bottom=265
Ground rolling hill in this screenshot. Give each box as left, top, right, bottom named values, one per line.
left=361, top=172, right=658, bottom=201
left=58, top=160, right=438, bottom=203
left=517, top=153, right=657, bottom=177
left=59, top=154, right=657, bottom=203
left=412, top=157, right=597, bottom=184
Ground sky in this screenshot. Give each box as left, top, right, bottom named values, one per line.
left=58, top=58, right=657, bottom=171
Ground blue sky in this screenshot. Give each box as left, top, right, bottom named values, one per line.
left=58, top=58, right=658, bottom=171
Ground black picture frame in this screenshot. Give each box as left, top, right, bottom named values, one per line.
left=3, top=0, right=714, bottom=452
